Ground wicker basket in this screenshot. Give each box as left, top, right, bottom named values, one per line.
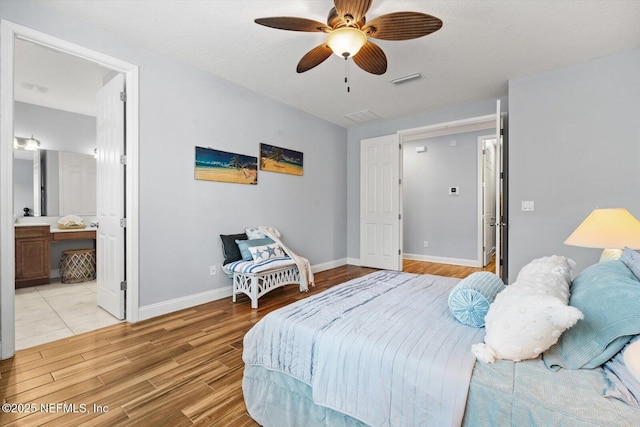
left=60, top=248, right=96, bottom=283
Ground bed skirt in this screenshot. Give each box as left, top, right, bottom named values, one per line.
left=243, top=366, right=366, bottom=427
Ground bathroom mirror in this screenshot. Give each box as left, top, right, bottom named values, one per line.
left=13, top=148, right=96, bottom=217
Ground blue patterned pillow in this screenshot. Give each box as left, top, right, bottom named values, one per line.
left=236, top=237, right=274, bottom=261
left=249, top=243, right=286, bottom=263
left=448, top=272, right=505, bottom=328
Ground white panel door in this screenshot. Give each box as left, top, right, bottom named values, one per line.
left=96, top=73, right=125, bottom=319
left=482, top=139, right=497, bottom=265
left=58, top=151, right=97, bottom=216
left=360, top=134, right=402, bottom=270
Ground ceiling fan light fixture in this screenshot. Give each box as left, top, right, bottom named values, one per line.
left=326, top=27, right=367, bottom=58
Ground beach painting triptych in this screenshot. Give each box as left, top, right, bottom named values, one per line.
left=194, top=146, right=258, bottom=185
left=259, top=143, right=303, bottom=176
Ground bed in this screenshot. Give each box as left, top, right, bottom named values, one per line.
left=242, top=263, right=640, bottom=426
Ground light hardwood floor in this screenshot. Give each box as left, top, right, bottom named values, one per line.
left=0, top=260, right=495, bottom=426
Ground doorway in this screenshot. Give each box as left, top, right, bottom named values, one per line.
left=0, top=20, right=140, bottom=359
left=359, top=108, right=506, bottom=278
left=399, top=111, right=506, bottom=277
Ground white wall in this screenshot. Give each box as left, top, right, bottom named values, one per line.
left=508, top=48, right=640, bottom=277
left=1, top=2, right=348, bottom=309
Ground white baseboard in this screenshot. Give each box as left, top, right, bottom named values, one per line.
left=311, top=258, right=347, bottom=273
left=403, top=253, right=482, bottom=268
left=137, top=257, right=349, bottom=322
left=346, top=257, right=361, bottom=266
left=138, top=286, right=233, bottom=321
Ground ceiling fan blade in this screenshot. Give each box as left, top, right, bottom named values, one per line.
left=255, top=17, right=330, bottom=32
left=297, top=44, right=333, bottom=73
left=333, top=0, right=372, bottom=26
left=362, top=12, right=443, bottom=40
left=352, top=41, right=387, bottom=75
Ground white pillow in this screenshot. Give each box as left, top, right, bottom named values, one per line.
left=248, top=243, right=285, bottom=263
left=472, top=256, right=583, bottom=363
left=624, top=339, right=640, bottom=382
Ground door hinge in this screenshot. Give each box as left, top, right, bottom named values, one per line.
left=482, top=149, right=486, bottom=155
left=398, top=249, right=401, bottom=255
left=500, top=129, right=504, bottom=136
left=399, top=178, right=402, bottom=185
left=120, top=91, right=127, bottom=102
left=500, top=172, right=504, bottom=179
left=398, top=213, right=402, bottom=220
left=120, top=154, right=127, bottom=165
left=120, top=281, right=127, bottom=291
left=399, top=143, right=402, bottom=150
left=120, top=218, right=127, bottom=228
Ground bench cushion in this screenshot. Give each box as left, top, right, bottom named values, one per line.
left=224, top=256, right=295, bottom=274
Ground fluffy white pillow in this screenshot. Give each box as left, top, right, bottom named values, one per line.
left=472, top=255, right=584, bottom=363
left=624, top=339, right=640, bottom=382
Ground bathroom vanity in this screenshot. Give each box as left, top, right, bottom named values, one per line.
left=14, top=224, right=96, bottom=288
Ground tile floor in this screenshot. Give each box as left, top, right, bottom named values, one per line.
left=14, top=279, right=122, bottom=351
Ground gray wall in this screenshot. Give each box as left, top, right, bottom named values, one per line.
left=347, top=98, right=508, bottom=262
left=508, top=48, right=640, bottom=277
left=1, top=1, right=348, bottom=307
left=403, top=129, right=491, bottom=261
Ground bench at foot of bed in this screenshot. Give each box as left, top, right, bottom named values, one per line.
left=224, top=257, right=302, bottom=309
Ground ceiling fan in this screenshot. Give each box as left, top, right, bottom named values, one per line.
left=255, top=0, right=443, bottom=76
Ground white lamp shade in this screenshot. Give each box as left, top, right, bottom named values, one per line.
left=564, top=208, right=640, bottom=249
left=326, top=27, right=367, bottom=58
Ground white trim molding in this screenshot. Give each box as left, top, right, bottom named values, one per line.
left=311, top=258, right=348, bottom=273
left=0, top=19, right=140, bottom=359
left=403, top=253, right=482, bottom=268
left=138, top=287, right=234, bottom=321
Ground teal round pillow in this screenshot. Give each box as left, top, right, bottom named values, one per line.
left=448, top=272, right=505, bottom=327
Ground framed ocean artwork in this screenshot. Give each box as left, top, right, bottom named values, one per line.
left=259, top=143, right=303, bottom=176
left=194, top=146, right=257, bottom=185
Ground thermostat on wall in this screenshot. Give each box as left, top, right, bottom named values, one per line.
left=449, top=186, right=460, bottom=195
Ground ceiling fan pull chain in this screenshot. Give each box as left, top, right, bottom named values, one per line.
left=345, top=57, right=350, bottom=93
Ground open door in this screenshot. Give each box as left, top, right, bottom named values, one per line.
left=495, top=100, right=506, bottom=280
left=360, top=134, right=402, bottom=271
left=482, top=138, right=497, bottom=266
left=96, top=73, right=125, bottom=319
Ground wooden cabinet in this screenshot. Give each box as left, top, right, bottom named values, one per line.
left=15, top=225, right=50, bottom=288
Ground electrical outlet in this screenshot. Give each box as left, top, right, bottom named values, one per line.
left=209, top=265, right=217, bottom=276
left=521, top=201, right=535, bottom=211
left=423, top=241, right=429, bottom=248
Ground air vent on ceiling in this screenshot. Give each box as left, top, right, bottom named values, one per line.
left=390, top=73, right=422, bottom=85
left=344, top=110, right=381, bottom=123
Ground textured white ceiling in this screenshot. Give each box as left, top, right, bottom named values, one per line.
left=23, top=0, right=640, bottom=127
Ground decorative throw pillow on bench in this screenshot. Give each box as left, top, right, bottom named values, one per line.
left=248, top=243, right=286, bottom=263
left=236, top=238, right=275, bottom=261
left=220, top=233, right=248, bottom=265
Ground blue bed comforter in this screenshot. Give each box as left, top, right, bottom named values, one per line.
left=243, top=271, right=485, bottom=427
